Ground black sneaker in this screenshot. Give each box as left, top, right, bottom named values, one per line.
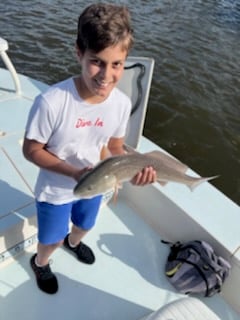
left=30, top=254, right=58, bottom=294
left=63, top=234, right=95, bottom=264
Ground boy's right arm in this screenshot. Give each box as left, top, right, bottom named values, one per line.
left=22, top=138, right=89, bottom=182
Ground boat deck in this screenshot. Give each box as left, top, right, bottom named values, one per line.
left=0, top=68, right=45, bottom=261
left=0, top=195, right=239, bottom=320
left=0, top=53, right=240, bottom=319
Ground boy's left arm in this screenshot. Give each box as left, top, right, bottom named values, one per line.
left=107, top=137, right=157, bottom=186
left=107, top=136, right=126, bottom=155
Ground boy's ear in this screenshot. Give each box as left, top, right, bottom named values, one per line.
left=76, top=44, right=83, bottom=62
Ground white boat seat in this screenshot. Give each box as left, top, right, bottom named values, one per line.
left=141, top=297, right=220, bottom=320
left=117, top=57, right=154, bottom=149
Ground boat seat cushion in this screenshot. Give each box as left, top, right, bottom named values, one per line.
left=141, top=297, right=220, bottom=320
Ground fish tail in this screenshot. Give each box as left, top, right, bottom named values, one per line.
left=189, top=175, right=219, bottom=191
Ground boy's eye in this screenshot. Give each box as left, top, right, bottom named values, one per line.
left=112, top=62, right=122, bottom=69
left=89, top=59, right=123, bottom=69
left=91, top=59, right=101, bottom=66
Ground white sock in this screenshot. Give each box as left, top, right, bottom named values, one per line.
left=68, top=236, right=77, bottom=248
left=35, top=256, right=48, bottom=267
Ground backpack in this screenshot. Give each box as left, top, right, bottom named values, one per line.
left=162, top=240, right=231, bottom=297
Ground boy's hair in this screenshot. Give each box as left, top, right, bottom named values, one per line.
left=77, top=3, right=134, bottom=53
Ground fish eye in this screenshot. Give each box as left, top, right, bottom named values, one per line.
left=87, top=186, right=93, bottom=191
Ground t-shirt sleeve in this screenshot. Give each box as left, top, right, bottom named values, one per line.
left=25, top=94, right=55, bottom=143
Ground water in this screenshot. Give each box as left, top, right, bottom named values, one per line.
left=0, top=0, right=239, bottom=204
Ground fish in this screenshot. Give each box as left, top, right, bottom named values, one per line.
left=73, top=149, right=218, bottom=198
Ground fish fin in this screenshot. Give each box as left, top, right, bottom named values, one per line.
left=145, top=151, right=188, bottom=173
left=189, top=175, right=219, bottom=191
left=157, top=180, right=168, bottom=187
left=113, top=186, right=118, bottom=204
left=113, top=182, right=122, bottom=204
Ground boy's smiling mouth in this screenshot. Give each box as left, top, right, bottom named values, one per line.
left=95, top=79, right=112, bottom=88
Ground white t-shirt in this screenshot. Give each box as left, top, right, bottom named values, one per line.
left=25, top=77, right=131, bottom=204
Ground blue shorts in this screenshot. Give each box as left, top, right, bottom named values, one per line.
left=36, top=196, right=102, bottom=245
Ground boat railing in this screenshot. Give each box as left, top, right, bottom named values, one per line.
left=0, top=37, right=21, bottom=94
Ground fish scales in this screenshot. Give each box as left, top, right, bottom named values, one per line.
left=74, top=151, right=218, bottom=198
left=92, top=153, right=186, bottom=182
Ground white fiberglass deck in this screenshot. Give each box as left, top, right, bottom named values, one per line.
left=0, top=195, right=239, bottom=320
left=0, top=67, right=47, bottom=260
left=1, top=44, right=240, bottom=319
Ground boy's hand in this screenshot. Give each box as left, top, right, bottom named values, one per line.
left=131, top=167, right=157, bottom=186
left=73, top=166, right=92, bottom=182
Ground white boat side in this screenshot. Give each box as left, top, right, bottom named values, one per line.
left=0, top=38, right=239, bottom=320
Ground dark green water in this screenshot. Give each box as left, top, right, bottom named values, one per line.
left=0, top=0, right=239, bottom=204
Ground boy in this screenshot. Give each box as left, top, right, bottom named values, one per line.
left=23, top=3, right=156, bottom=294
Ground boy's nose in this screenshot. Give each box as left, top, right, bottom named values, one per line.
left=99, top=65, right=112, bottom=80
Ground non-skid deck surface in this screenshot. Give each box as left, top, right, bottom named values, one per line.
left=0, top=71, right=45, bottom=256
left=0, top=197, right=239, bottom=320
left=0, top=129, right=38, bottom=257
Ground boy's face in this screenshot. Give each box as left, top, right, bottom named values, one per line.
left=77, top=43, right=127, bottom=103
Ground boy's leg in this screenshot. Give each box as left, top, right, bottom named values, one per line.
left=68, top=224, right=88, bottom=246
left=31, top=201, right=72, bottom=294
left=36, top=241, right=62, bottom=266
left=64, top=195, right=102, bottom=264
left=30, top=243, right=60, bottom=295
left=64, top=225, right=95, bottom=264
